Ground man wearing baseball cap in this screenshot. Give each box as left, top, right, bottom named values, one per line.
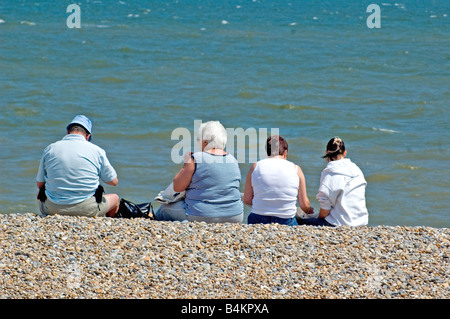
left=36, top=115, right=120, bottom=217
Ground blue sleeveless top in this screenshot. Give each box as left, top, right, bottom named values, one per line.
left=184, top=152, right=243, bottom=217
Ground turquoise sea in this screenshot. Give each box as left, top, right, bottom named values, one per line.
left=1, top=1, right=449, bottom=227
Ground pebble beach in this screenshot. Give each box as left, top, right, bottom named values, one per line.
left=0, top=213, right=448, bottom=299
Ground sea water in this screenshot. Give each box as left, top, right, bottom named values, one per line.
left=0, top=1, right=449, bottom=227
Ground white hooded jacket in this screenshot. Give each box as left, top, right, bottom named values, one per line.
left=316, top=158, right=368, bottom=226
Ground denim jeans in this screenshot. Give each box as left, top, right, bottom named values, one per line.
left=247, top=213, right=298, bottom=226
left=296, top=216, right=335, bottom=227
left=155, top=201, right=187, bottom=222
left=156, top=200, right=244, bottom=224
left=187, top=213, right=243, bottom=224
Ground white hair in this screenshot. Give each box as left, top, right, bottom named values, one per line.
left=199, top=121, right=227, bottom=150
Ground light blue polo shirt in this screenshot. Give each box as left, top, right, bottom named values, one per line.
left=36, top=134, right=117, bottom=205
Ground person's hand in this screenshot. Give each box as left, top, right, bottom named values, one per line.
left=305, top=206, right=315, bottom=215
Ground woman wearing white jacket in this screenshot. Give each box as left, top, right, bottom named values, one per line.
left=298, top=137, right=368, bottom=227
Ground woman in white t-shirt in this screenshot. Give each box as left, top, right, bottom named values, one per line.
left=298, top=137, right=368, bottom=227
left=243, top=135, right=314, bottom=226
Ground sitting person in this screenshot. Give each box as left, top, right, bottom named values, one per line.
left=36, top=115, right=120, bottom=217
left=243, top=135, right=314, bottom=226
left=297, top=137, right=368, bottom=227
left=155, top=121, right=243, bottom=223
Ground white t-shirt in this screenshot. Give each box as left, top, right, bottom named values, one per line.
left=316, top=158, right=368, bottom=226
left=251, top=158, right=299, bottom=219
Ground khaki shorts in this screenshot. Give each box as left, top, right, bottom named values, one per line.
left=39, top=196, right=109, bottom=217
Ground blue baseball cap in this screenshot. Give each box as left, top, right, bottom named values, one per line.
left=67, top=115, right=93, bottom=140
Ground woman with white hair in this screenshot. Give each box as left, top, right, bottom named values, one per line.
left=155, top=121, right=243, bottom=223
